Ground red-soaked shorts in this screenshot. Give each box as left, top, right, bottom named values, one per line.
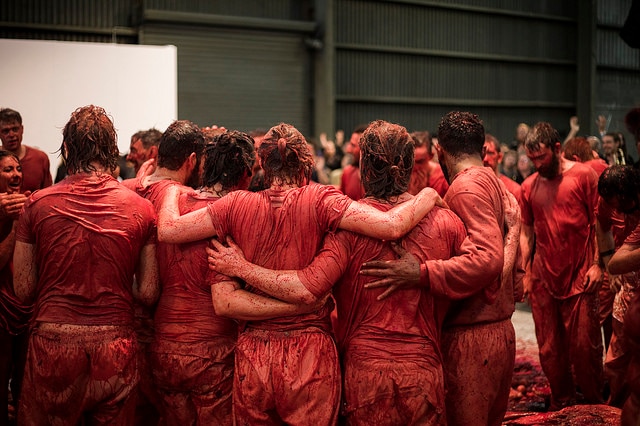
left=342, top=349, right=445, bottom=426
left=233, top=328, right=340, bottom=426
left=441, top=319, right=516, bottom=426
left=18, top=324, right=138, bottom=426
left=150, top=338, right=235, bottom=426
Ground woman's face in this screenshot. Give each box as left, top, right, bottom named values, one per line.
left=0, top=155, right=22, bottom=194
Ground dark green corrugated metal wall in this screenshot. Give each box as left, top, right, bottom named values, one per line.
left=1, top=0, right=639, bottom=158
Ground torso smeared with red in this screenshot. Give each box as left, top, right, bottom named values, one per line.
left=520, top=163, right=599, bottom=298
left=299, top=200, right=465, bottom=422
left=154, top=191, right=237, bottom=343
left=208, top=184, right=351, bottom=332
left=15, top=173, right=156, bottom=326
left=427, top=166, right=514, bottom=326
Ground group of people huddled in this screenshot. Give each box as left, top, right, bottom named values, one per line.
left=0, top=103, right=639, bottom=426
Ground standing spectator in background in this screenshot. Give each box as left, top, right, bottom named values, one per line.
left=520, top=122, right=603, bottom=410
left=340, top=124, right=367, bottom=200
left=603, top=132, right=633, bottom=166
left=516, top=153, right=535, bottom=184
left=126, top=128, right=162, bottom=173
left=500, top=148, right=520, bottom=182
left=0, top=108, right=52, bottom=193
left=483, top=134, right=521, bottom=201
left=511, top=122, right=530, bottom=151
left=407, top=130, right=449, bottom=198
left=13, top=105, right=159, bottom=425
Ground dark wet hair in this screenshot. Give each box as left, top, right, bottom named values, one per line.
left=157, top=120, right=205, bottom=171
left=563, top=137, right=593, bottom=162
left=525, top=122, right=559, bottom=151
left=259, top=123, right=313, bottom=186
left=598, top=165, right=639, bottom=203
left=0, top=108, right=22, bottom=125
left=131, top=128, right=162, bottom=149
left=0, top=149, right=19, bottom=164
left=62, top=105, right=119, bottom=174
left=437, top=111, right=485, bottom=157
left=202, top=130, right=255, bottom=191
left=361, top=120, right=414, bottom=199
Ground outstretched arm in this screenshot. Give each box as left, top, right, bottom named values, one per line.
left=211, top=279, right=325, bottom=320
left=339, top=187, right=444, bottom=240
left=157, top=185, right=217, bottom=243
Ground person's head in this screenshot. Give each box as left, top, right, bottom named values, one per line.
left=524, top=122, right=561, bottom=179
left=602, top=132, right=619, bottom=156
left=62, top=105, right=119, bottom=175
left=202, top=130, right=255, bottom=192
left=624, top=107, right=640, bottom=155
left=0, top=150, right=22, bottom=194
left=410, top=131, right=433, bottom=163
left=502, top=149, right=517, bottom=170
left=437, top=111, right=485, bottom=158
left=587, top=136, right=603, bottom=155
left=516, top=123, right=530, bottom=144
left=157, top=120, right=205, bottom=188
left=345, top=124, right=367, bottom=164
left=259, top=123, right=314, bottom=186
left=598, top=165, right=640, bottom=215
left=126, top=128, right=162, bottom=172
left=482, top=134, right=503, bottom=172
left=0, top=108, right=24, bottom=153
left=360, top=120, right=414, bottom=199
left=563, top=137, right=594, bottom=163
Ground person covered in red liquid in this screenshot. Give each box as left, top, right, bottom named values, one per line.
left=563, top=136, right=615, bottom=351
left=600, top=166, right=640, bottom=424
left=0, top=150, right=31, bottom=426
left=407, top=130, right=449, bottom=198
left=158, top=122, right=443, bottom=426
left=520, top=122, right=604, bottom=410
left=152, top=130, right=315, bottom=425
left=360, top=111, right=523, bottom=426
left=123, top=120, right=206, bottom=425
left=483, top=133, right=521, bottom=202
left=596, top=166, right=640, bottom=409
left=340, top=124, right=367, bottom=200
left=0, top=108, right=52, bottom=194
left=205, top=120, right=469, bottom=425
left=13, top=105, right=159, bottom=425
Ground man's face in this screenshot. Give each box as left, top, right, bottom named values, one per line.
left=526, top=142, right=559, bottom=179
left=482, top=141, right=502, bottom=171
left=0, top=120, right=24, bottom=152
left=602, top=135, right=617, bottom=156
left=126, top=138, right=152, bottom=172
left=345, top=132, right=362, bottom=159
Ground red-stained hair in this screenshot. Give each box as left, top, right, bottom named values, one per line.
left=259, top=123, right=313, bottom=186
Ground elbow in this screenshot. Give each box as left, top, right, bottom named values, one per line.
left=607, top=258, right=623, bottom=275
left=212, top=299, right=234, bottom=318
